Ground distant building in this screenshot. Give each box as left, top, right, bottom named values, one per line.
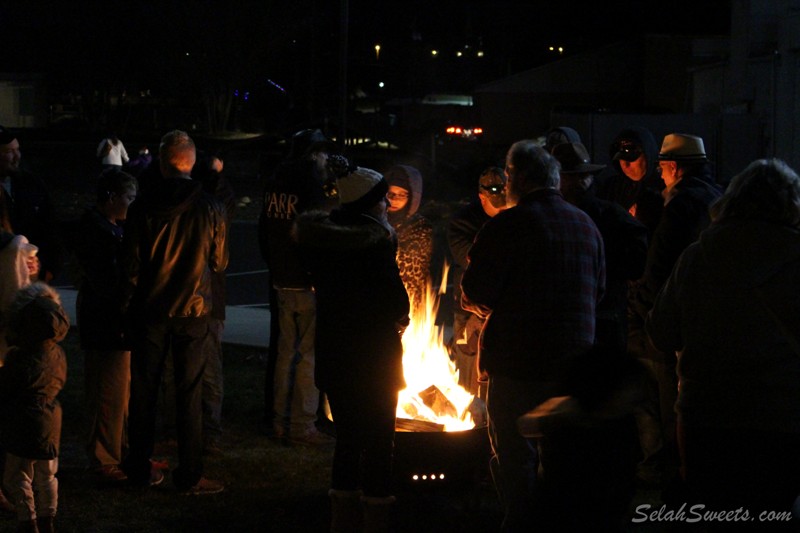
left=0, top=73, right=47, bottom=128
left=474, top=0, right=800, bottom=179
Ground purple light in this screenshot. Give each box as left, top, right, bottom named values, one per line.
left=266, top=79, right=286, bottom=93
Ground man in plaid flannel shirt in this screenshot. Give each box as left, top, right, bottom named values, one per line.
left=462, top=140, right=606, bottom=531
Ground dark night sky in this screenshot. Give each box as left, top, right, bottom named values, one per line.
left=1, top=1, right=731, bottom=108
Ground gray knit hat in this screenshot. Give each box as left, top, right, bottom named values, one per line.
left=336, top=167, right=388, bottom=212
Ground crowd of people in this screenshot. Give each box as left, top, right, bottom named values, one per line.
left=0, top=120, right=798, bottom=532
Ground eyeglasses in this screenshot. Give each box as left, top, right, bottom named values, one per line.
left=386, top=192, right=409, bottom=200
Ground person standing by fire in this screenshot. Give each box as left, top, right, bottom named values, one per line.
left=461, top=141, right=605, bottom=531
left=384, top=164, right=433, bottom=317
left=258, top=129, right=337, bottom=446
left=294, top=161, right=409, bottom=533
left=447, top=166, right=507, bottom=398
left=646, top=158, right=800, bottom=522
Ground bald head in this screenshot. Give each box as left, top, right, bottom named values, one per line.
left=159, top=130, right=196, bottom=177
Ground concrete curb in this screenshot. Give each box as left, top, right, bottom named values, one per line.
left=56, top=288, right=271, bottom=349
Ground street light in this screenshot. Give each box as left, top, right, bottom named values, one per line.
left=375, top=44, right=381, bottom=60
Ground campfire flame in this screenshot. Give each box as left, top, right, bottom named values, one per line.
left=396, top=264, right=476, bottom=431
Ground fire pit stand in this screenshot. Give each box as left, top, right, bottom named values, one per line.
left=392, top=424, right=491, bottom=491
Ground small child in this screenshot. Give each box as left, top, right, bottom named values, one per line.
left=0, top=282, right=69, bottom=533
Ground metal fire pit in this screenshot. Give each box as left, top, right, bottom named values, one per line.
left=392, top=424, right=491, bottom=488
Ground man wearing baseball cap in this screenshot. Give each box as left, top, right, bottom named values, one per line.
left=0, top=125, right=60, bottom=283
left=595, top=126, right=664, bottom=235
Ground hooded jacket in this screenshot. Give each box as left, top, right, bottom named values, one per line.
left=594, top=127, right=664, bottom=234
left=121, top=176, right=228, bottom=322
left=293, top=208, right=410, bottom=393
left=384, top=165, right=433, bottom=312
left=647, top=219, right=800, bottom=433
left=0, top=283, right=69, bottom=459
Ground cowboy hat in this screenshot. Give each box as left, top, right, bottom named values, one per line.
left=552, top=142, right=606, bottom=174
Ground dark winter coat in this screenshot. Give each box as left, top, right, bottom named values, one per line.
left=258, top=158, right=334, bottom=289
left=0, top=290, right=69, bottom=459
left=447, top=200, right=491, bottom=353
left=71, top=208, right=127, bottom=350
left=573, top=188, right=649, bottom=352
left=647, top=219, right=800, bottom=433
left=293, top=209, right=410, bottom=393
left=628, top=172, right=722, bottom=361
left=447, top=199, right=490, bottom=310
left=121, top=176, right=228, bottom=323
left=461, top=189, right=605, bottom=380
left=195, top=164, right=236, bottom=321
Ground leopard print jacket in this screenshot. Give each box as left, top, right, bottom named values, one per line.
left=395, top=213, right=433, bottom=317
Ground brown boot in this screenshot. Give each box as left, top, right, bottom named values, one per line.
left=17, top=520, right=39, bottom=533
left=37, top=516, right=55, bottom=533
left=328, top=489, right=362, bottom=533
left=362, top=495, right=395, bottom=533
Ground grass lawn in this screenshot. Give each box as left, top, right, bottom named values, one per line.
left=0, top=329, right=503, bottom=533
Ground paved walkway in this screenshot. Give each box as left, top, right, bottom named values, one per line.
left=56, top=288, right=271, bottom=349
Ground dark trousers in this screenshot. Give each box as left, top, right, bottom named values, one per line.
left=202, top=318, right=225, bottom=444
left=125, top=317, right=209, bottom=489
left=264, top=285, right=279, bottom=427
left=634, top=354, right=679, bottom=485
left=326, top=383, right=398, bottom=498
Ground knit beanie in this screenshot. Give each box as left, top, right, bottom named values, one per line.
left=336, top=167, right=388, bottom=213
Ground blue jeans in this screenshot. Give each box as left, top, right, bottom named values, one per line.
left=124, top=317, right=208, bottom=489
left=273, top=288, right=318, bottom=437
left=486, top=374, right=556, bottom=532
left=202, top=318, right=224, bottom=444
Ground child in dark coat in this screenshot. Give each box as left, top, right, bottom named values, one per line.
left=0, top=282, right=69, bottom=533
